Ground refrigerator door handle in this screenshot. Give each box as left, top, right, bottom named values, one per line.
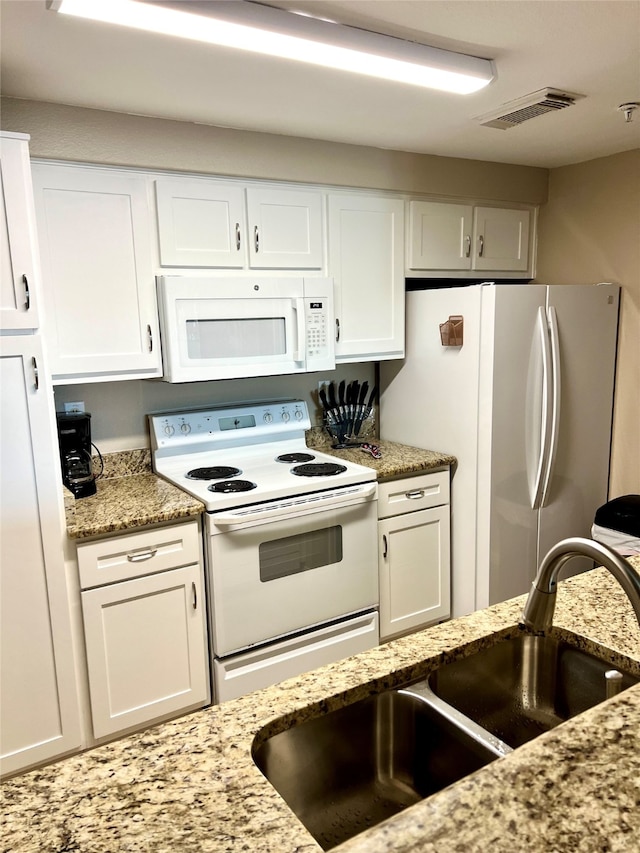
left=531, top=307, right=554, bottom=510
left=540, top=306, right=561, bottom=507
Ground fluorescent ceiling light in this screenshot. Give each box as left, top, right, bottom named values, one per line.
left=48, top=0, right=495, bottom=94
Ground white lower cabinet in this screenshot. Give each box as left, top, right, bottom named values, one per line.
left=378, top=472, right=451, bottom=641
left=77, top=520, right=210, bottom=740
left=0, top=335, right=81, bottom=778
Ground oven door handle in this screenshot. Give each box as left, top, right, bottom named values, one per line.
left=210, top=482, right=377, bottom=526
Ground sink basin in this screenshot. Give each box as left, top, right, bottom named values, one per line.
left=253, top=690, right=500, bottom=850
left=427, top=632, right=640, bottom=748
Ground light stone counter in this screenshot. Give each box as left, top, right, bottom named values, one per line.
left=63, top=449, right=204, bottom=539
left=306, top=427, right=456, bottom=480
left=3, top=558, right=640, bottom=853
left=65, top=440, right=449, bottom=539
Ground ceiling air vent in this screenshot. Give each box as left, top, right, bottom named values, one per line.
left=475, top=88, right=585, bottom=130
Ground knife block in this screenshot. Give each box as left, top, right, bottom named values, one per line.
left=325, top=409, right=375, bottom=449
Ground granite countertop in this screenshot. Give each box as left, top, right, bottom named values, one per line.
left=65, top=439, right=453, bottom=539
left=3, top=558, right=639, bottom=853
left=64, top=450, right=204, bottom=539
left=306, top=427, right=456, bottom=480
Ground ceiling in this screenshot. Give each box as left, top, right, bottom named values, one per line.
left=1, top=0, right=639, bottom=168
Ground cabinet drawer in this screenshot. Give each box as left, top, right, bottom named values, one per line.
left=378, top=471, right=449, bottom=519
left=77, top=520, right=201, bottom=589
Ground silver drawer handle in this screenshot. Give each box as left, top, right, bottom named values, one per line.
left=127, top=548, right=158, bottom=562
left=464, top=235, right=471, bottom=258
left=254, top=225, right=259, bottom=253
left=478, top=234, right=484, bottom=257
left=406, top=489, right=425, bottom=499
left=382, top=534, right=388, bottom=558
left=235, top=222, right=241, bottom=251
left=192, top=581, right=197, bottom=610
left=147, top=324, right=153, bottom=352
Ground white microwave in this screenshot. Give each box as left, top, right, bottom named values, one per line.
left=157, top=276, right=335, bottom=382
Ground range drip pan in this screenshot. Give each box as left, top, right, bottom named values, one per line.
left=276, top=452, right=315, bottom=464
left=291, top=462, right=348, bottom=477
left=208, top=479, right=257, bottom=493
left=186, top=466, right=241, bottom=480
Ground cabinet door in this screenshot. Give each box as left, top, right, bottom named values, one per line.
left=0, top=336, right=81, bottom=777
left=0, top=134, right=40, bottom=330
left=378, top=505, right=450, bottom=641
left=155, top=178, right=246, bottom=267
left=329, top=194, right=404, bottom=362
left=31, top=164, right=161, bottom=382
left=473, top=207, right=530, bottom=271
left=408, top=201, right=473, bottom=270
left=81, top=564, right=209, bottom=739
left=246, top=186, right=323, bottom=269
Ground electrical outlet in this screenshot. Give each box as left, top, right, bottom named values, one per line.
left=64, top=401, right=85, bottom=414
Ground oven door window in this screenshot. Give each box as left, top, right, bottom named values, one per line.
left=259, top=526, right=343, bottom=582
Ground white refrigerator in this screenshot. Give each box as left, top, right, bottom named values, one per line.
left=380, top=283, right=619, bottom=617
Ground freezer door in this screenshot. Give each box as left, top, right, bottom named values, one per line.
left=537, top=284, right=619, bottom=572
left=477, top=284, right=548, bottom=608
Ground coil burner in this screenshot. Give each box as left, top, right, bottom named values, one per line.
left=276, top=453, right=315, bottom=463
left=291, top=462, right=348, bottom=477
left=208, top=479, right=257, bottom=493
left=186, top=466, right=241, bottom=480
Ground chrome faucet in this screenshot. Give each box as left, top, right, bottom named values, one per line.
left=521, top=537, right=640, bottom=634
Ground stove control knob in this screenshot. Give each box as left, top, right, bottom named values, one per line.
left=180, top=422, right=191, bottom=434
left=263, top=412, right=273, bottom=423
left=294, top=409, right=304, bottom=420
left=281, top=411, right=291, bottom=422
left=164, top=424, right=175, bottom=436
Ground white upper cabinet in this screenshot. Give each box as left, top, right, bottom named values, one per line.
left=472, top=206, right=531, bottom=271
left=32, top=164, right=161, bottom=384
left=408, top=200, right=533, bottom=275
left=328, top=194, right=405, bottom=362
left=0, top=133, right=41, bottom=330
left=155, top=178, right=323, bottom=270
left=245, top=186, right=323, bottom=269
left=156, top=178, right=245, bottom=267
left=409, top=201, right=474, bottom=271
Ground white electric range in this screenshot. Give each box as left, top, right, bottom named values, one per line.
left=149, top=400, right=380, bottom=702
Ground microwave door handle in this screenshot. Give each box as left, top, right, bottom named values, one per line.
left=293, top=298, right=306, bottom=363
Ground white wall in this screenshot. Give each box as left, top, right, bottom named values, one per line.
left=1, top=97, right=548, bottom=204
left=53, top=364, right=374, bottom=454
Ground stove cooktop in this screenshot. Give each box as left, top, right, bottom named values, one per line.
left=149, top=400, right=376, bottom=512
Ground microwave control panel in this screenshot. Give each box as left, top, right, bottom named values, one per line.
left=304, top=295, right=334, bottom=370
left=306, top=300, right=329, bottom=358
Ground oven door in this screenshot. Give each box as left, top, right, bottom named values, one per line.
left=206, top=483, right=378, bottom=657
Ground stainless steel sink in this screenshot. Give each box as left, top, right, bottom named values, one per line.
left=426, top=632, right=640, bottom=748
left=253, top=690, right=500, bottom=851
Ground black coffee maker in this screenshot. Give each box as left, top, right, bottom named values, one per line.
left=56, top=412, right=97, bottom=499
